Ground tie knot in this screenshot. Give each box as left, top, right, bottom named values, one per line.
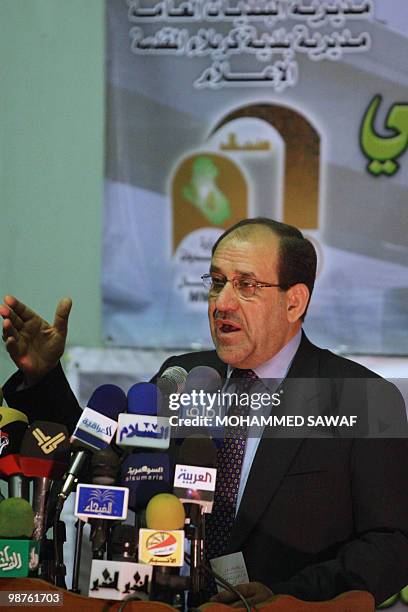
left=230, top=368, right=258, bottom=381
left=230, top=368, right=258, bottom=394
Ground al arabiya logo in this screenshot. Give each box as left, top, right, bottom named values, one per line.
left=146, top=532, right=177, bottom=557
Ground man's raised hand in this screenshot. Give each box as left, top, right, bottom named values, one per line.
left=0, top=295, right=72, bottom=384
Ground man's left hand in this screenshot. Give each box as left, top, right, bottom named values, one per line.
left=210, top=582, right=274, bottom=608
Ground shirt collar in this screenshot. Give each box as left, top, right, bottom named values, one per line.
left=226, top=328, right=302, bottom=382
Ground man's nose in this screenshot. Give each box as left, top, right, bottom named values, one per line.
left=214, top=280, right=239, bottom=311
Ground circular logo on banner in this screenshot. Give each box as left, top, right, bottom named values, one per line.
left=146, top=531, right=177, bottom=557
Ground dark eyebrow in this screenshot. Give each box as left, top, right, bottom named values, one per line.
left=210, top=264, right=257, bottom=278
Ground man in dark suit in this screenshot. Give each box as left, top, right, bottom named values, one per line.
left=1, top=218, right=408, bottom=607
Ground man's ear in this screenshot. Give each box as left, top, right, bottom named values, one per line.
left=286, top=284, right=310, bottom=322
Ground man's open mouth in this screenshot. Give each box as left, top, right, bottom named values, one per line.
left=216, top=320, right=241, bottom=333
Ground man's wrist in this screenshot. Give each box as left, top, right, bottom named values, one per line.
left=23, top=364, right=60, bottom=387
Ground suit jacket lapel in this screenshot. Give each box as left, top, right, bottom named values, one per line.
left=229, top=333, right=321, bottom=552
left=230, top=436, right=305, bottom=551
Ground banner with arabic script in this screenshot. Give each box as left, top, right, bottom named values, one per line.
left=103, top=0, right=408, bottom=354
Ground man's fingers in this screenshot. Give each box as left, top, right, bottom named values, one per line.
left=210, top=589, right=239, bottom=604
left=1, top=307, right=24, bottom=331
left=0, top=303, right=10, bottom=319
left=0, top=302, right=23, bottom=330
left=53, top=298, right=72, bottom=336
left=238, top=583, right=274, bottom=607
left=2, top=319, right=18, bottom=340
left=212, top=583, right=273, bottom=608
left=3, top=295, right=38, bottom=324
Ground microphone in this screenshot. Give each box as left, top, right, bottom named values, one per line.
left=54, top=387, right=125, bottom=587
left=178, top=435, right=218, bottom=468
left=174, top=436, right=218, bottom=512
left=19, top=422, right=71, bottom=541
left=0, top=407, right=29, bottom=499
left=89, top=447, right=121, bottom=559
left=179, top=367, right=223, bottom=439
left=88, top=523, right=153, bottom=601
left=139, top=493, right=187, bottom=604
left=74, top=480, right=130, bottom=586
left=145, top=493, right=186, bottom=531
left=20, top=421, right=70, bottom=478
left=71, top=447, right=121, bottom=592
left=117, top=383, right=170, bottom=450
left=184, top=366, right=222, bottom=395
left=57, top=384, right=126, bottom=509
left=87, top=490, right=162, bottom=602
left=156, top=366, right=188, bottom=396
left=72, top=384, right=127, bottom=451
left=0, top=497, right=35, bottom=539
left=74, top=482, right=129, bottom=523
left=91, top=446, right=120, bottom=485
left=120, top=453, right=173, bottom=516
left=126, top=383, right=161, bottom=417
left=86, top=449, right=156, bottom=602
left=0, top=497, right=38, bottom=578
left=174, top=436, right=218, bottom=606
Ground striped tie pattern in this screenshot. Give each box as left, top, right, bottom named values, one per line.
left=205, top=368, right=258, bottom=566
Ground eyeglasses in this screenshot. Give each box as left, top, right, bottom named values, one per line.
left=201, top=273, right=286, bottom=300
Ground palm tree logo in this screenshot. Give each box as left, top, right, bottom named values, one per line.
left=89, top=489, right=116, bottom=505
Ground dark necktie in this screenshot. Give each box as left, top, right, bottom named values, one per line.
left=205, top=368, right=258, bottom=564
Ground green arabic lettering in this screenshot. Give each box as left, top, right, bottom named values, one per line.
left=360, top=94, right=408, bottom=176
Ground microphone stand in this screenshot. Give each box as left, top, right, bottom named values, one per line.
left=150, top=568, right=188, bottom=609
left=53, top=510, right=67, bottom=588
left=90, top=519, right=110, bottom=559
left=32, top=477, right=51, bottom=541
left=184, top=503, right=206, bottom=608
left=71, top=519, right=85, bottom=593
left=88, top=447, right=120, bottom=561
left=8, top=473, right=29, bottom=500
left=38, top=538, right=55, bottom=584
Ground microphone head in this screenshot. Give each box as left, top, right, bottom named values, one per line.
left=184, top=366, right=222, bottom=394
left=0, top=497, right=35, bottom=538
left=178, top=436, right=217, bottom=468
left=0, top=407, right=29, bottom=476
left=157, top=366, right=188, bottom=395
left=72, top=385, right=126, bottom=451
left=146, top=493, right=185, bottom=530
left=91, top=447, right=120, bottom=485
left=127, top=383, right=163, bottom=416
left=87, top=384, right=127, bottom=420
left=0, top=407, right=28, bottom=428
left=174, top=437, right=218, bottom=513
left=19, top=421, right=71, bottom=479
left=120, top=453, right=172, bottom=512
